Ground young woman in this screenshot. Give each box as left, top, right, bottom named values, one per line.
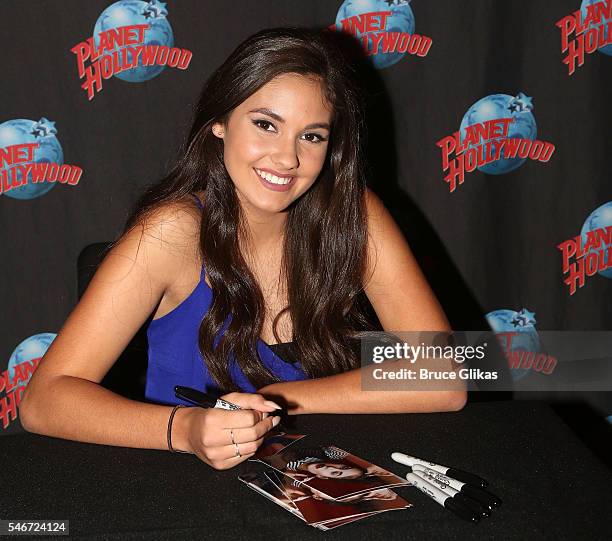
left=20, top=28, right=465, bottom=470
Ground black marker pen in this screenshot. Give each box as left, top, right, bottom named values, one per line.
left=392, top=452, right=488, bottom=488
left=412, top=470, right=490, bottom=518
left=174, top=386, right=286, bottom=420
left=413, top=464, right=501, bottom=509
left=174, top=386, right=241, bottom=410
left=405, top=472, right=480, bottom=523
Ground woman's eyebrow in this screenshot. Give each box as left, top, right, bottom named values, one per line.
left=248, top=107, right=330, bottom=130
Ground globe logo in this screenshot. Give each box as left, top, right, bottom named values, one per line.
left=335, top=0, right=416, bottom=69
left=485, top=309, right=540, bottom=381
left=580, top=0, right=612, bottom=56
left=94, top=0, right=174, bottom=82
left=460, top=93, right=537, bottom=175
left=580, top=201, right=612, bottom=279
left=8, top=333, right=57, bottom=389
left=0, top=118, right=63, bottom=200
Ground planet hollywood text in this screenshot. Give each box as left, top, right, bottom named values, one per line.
left=556, top=0, right=612, bottom=76
left=331, top=10, right=432, bottom=58
left=0, top=358, right=40, bottom=429
left=71, top=24, right=193, bottom=100
left=494, top=332, right=557, bottom=375
left=557, top=226, right=612, bottom=295
left=0, top=121, right=83, bottom=196
left=436, top=101, right=555, bottom=192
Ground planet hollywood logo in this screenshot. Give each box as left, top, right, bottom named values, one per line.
left=557, top=202, right=612, bottom=295
left=556, top=0, right=612, bottom=76
left=71, top=0, right=193, bottom=100
left=0, top=118, right=83, bottom=201
left=486, top=309, right=557, bottom=380
left=436, top=93, right=556, bottom=193
left=2, top=333, right=55, bottom=430
left=331, top=0, right=432, bottom=69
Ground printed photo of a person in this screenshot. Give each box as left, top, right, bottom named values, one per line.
left=261, top=445, right=409, bottom=500
left=267, top=471, right=410, bottom=526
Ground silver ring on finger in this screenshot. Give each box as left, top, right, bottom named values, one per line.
left=229, top=428, right=236, bottom=445
left=234, top=442, right=241, bottom=458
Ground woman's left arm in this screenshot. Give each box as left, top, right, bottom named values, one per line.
left=258, top=189, right=467, bottom=414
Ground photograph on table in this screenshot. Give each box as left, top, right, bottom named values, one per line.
left=258, top=444, right=409, bottom=500
left=265, top=470, right=387, bottom=530
left=266, top=469, right=411, bottom=526
left=239, top=471, right=398, bottom=530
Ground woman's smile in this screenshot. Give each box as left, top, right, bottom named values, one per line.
left=253, top=167, right=296, bottom=191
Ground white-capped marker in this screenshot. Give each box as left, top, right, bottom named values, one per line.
left=413, top=464, right=501, bottom=509
left=412, top=470, right=490, bottom=518
left=405, top=473, right=480, bottom=523
left=392, top=452, right=488, bottom=488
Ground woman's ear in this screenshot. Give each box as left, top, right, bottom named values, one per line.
left=211, top=122, right=225, bottom=139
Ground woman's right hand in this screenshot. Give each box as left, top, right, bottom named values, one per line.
left=183, top=392, right=282, bottom=470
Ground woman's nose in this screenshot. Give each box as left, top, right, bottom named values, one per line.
left=270, top=137, right=299, bottom=171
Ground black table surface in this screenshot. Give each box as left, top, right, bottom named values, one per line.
left=2, top=400, right=612, bottom=540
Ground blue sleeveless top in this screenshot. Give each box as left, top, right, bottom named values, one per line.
left=144, top=194, right=308, bottom=406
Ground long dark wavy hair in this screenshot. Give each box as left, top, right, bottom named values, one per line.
left=117, top=27, right=380, bottom=392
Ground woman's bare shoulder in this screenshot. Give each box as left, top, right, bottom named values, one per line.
left=114, top=195, right=203, bottom=281
left=138, top=194, right=201, bottom=238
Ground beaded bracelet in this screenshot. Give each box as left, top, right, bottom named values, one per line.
left=167, top=404, right=190, bottom=453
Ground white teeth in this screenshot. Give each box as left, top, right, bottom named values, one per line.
left=255, top=168, right=292, bottom=185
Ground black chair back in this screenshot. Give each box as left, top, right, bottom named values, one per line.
left=77, top=243, right=149, bottom=401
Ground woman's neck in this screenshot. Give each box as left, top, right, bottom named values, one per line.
left=239, top=203, right=288, bottom=257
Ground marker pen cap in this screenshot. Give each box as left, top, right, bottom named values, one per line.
left=445, top=467, right=488, bottom=488
left=454, top=493, right=491, bottom=518
left=445, top=498, right=481, bottom=523
left=462, top=485, right=500, bottom=509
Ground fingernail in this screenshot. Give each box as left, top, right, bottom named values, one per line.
left=272, top=416, right=281, bottom=427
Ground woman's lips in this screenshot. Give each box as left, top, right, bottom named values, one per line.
left=253, top=168, right=295, bottom=192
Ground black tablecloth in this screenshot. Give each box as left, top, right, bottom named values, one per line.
left=2, top=400, right=612, bottom=540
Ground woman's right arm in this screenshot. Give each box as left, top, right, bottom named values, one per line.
left=18, top=202, right=280, bottom=469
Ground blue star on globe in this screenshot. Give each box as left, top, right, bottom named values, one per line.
left=508, top=92, right=534, bottom=113
left=30, top=117, right=57, bottom=138
left=516, top=92, right=533, bottom=110
left=512, top=309, right=536, bottom=327
left=93, top=0, right=174, bottom=83
left=143, top=0, right=168, bottom=19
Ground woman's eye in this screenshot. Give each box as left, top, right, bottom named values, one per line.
left=253, top=119, right=275, bottom=131
left=302, top=133, right=327, bottom=144
left=253, top=120, right=326, bottom=143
